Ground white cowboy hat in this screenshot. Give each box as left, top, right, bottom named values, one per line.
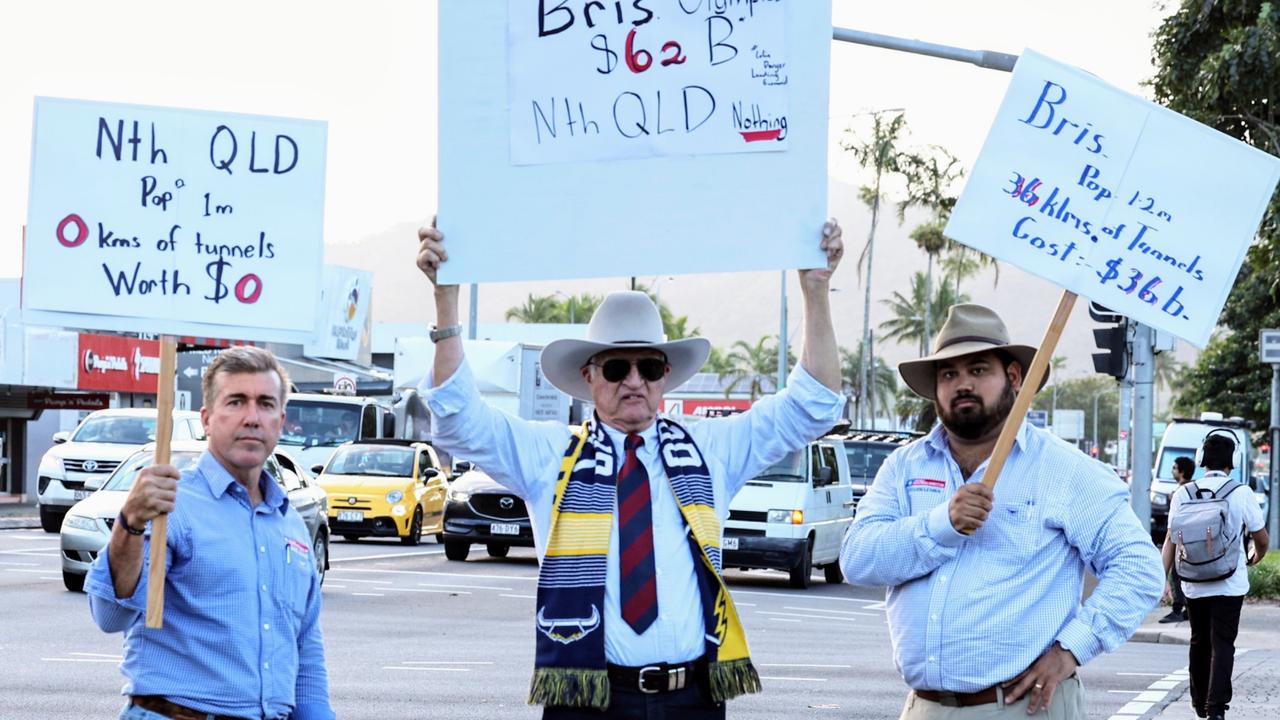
left=540, top=291, right=711, bottom=402
left=897, top=303, right=1047, bottom=401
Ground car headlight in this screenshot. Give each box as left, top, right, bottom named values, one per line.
left=1150, top=491, right=1168, bottom=508
left=767, top=509, right=804, bottom=524
left=62, top=514, right=99, bottom=532
left=385, top=490, right=404, bottom=505
left=448, top=489, right=471, bottom=504
left=38, top=456, right=63, bottom=477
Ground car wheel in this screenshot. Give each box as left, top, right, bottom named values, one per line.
left=312, top=531, right=329, bottom=585
left=342, top=534, right=360, bottom=543
left=486, top=543, right=509, bottom=558
left=434, top=532, right=444, bottom=544
left=823, top=562, right=844, bottom=584
left=444, top=538, right=470, bottom=561
left=40, top=506, right=64, bottom=534
left=62, top=569, right=85, bottom=593
left=401, top=508, right=423, bottom=546
left=788, top=541, right=813, bottom=589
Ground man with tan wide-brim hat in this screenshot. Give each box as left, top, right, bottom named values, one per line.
left=414, top=217, right=847, bottom=719
left=841, top=303, right=1162, bottom=720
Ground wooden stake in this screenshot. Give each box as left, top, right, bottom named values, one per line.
left=981, top=290, right=1078, bottom=490
left=145, top=335, right=178, bottom=629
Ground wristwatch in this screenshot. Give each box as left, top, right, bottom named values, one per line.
left=429, top=324, right=463, bottom=343
left=116, top=512, right=146, bottom=536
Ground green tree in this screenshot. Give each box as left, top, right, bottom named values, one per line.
left=505, top=294, right=563, bottom=323
left=842, top=110, right=909, bottom=427
left=1032, top=375, right=1122, bottom=460
left=894, top=386, right=936, bottom=433
left=897, top=145, right=966, bottom=343
left=718, top=336, right=780, bottom=400
left=702, top=346, right=734, bottom=375
left=634, top=282, right=700, bottom=340
left=1152, top=1, right=1280, bottom=427
left=840, top=345, right=898, bottom=427
left=878, top=272, right=970, bottom=355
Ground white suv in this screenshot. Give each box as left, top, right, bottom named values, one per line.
left=36, top=409, right=203, bottom=532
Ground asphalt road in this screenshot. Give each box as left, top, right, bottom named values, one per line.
left=0, top=529, right=1210, bottom=719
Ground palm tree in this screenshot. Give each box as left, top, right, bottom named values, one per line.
left=879, top=273, right=970, bottom=356
left=895, top=386, right=935, bottom=433
left=702, top=346, right=733, bottom=375
left=719, top=336, right=778, bottom=400
left=1154, top=354, right=1186, bottom=416
left=505, top=294, right=563, bottom=323
left=842, top=110, right=908, bottom=427
left=840, top=345, right=898, bottom=428
left=1048, top=355, right=1067, bottom=421
left=897, top=146, right=964, bottom=344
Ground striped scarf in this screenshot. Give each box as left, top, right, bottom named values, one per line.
left=528, top=417, right=760, bottom=709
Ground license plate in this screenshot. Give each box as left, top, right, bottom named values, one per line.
left=73, top=490, right=91, bottom=500
left=490, top=523, right=520, bottom=536
left=722, top=536, right=739, bottom=550
left=337, top=510, right=364, bottom=522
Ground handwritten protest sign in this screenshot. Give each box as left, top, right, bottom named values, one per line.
left=509, top=0, right=791, bottom=165
left=438, top=0, right=831, bottom=284
left=24, top=97, right=327, bottom=338
left=945, top=50, right=1280, bottom=348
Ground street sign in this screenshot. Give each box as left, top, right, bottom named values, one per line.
left=1261, top=329, right=1280, bottom=364
left=1027, top=409, right=1049, bottom=428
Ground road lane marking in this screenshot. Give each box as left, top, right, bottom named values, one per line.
left=782, top=606, right=878, bottom=617
left=6, top=568, right=60, bottom=574
left=768, top=618, right=800, bottom=623
left=330, top=568, right=534, bottom=581
left=42, top=658, right=119, bottom=663
left=734, top=602, right=756, bottom=607
left=1115, top=672, right=1165, bottom=677
left=404, top=661, right=495, bottom=665
left=1107, top=691, right=1143, bottom=694
left=9, top=535, right=56, bottom=541
left=758, top=676, right=826, bottom=682
left=758, top=663, right=852, bottom=669
left=71, top=653, right=122, bottom=658
left=384, top=666, right=470, bottom=672
left=351, top=592, right=385, bottom=597
left=1148, top=680, right=1179, bottom=689
left=0, top=561, right=38, bottom=566
left=390, top=588, right=472, bottom=594
left=757, top=611, right=859, bottom=622
left=501, top=594, right=536, bottom=599
left=323, top=584, right=347, bottom=589
left=416, top=582, right=513, bottom=591
left=730, top=590, right=880, bottom=604
left=330, top=550, right=444, bottom=563
left=331, top=577, right=393, bottom=585
left=1115, top=701, right=1154, bottom=715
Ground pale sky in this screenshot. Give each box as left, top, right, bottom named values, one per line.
left=1, top=1, right=1177, bottom=380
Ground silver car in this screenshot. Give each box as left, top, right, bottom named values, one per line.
left=59, top=440, right=330, bottom=591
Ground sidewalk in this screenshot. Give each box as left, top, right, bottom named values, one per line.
left=0, top=498, right=41, bottom=530
left=1133, top=601, right=1280, bottom=720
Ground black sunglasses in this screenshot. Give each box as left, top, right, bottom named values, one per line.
left=590, top=357, right=667, bottom=383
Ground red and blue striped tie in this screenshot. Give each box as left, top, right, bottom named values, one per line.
left=618, top=433, right=658, bottom=634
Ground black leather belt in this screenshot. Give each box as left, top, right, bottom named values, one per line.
left=607, top=661, right=703, bottom=694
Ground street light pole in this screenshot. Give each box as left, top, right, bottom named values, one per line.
left=778, top=271, right=788, bottom=391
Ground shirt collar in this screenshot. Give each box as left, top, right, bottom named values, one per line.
left=596, top=415, right=659, bottom=450
left=196, top=450, right=289, bottom=514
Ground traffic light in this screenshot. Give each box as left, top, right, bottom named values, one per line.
left=1089, top=303, right=1130, bottom=379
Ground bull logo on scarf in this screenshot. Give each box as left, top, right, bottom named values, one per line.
left=536, top=605, right=601, bottom=644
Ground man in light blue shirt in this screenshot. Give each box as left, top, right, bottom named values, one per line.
left=86, top=346, right=334, bottom=720
left=415, top=218, right=846, bottom=718
left=841, top=304, right=1162, bottom=720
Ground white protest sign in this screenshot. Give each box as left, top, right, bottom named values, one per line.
left=509, top=0, right=790, bottom=165
left=945, top=50, right=1280, bottom=348
left=438, top=0, right=831, bottom=284
left=304, top=266, right=372, bottom=361
left=24, top=97, right=327, bottom=338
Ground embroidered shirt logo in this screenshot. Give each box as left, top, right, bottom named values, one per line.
left=908, top=478, right=946, bottom=489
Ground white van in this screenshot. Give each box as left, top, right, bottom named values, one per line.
left=722, top=439, right=853, bottom=589
left=1150, top=412, right=1253, bottom=541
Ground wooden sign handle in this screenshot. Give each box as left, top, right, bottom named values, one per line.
left=145, top=335, right=178, bottom=629
left=981, top=290, right=1078, bottom=490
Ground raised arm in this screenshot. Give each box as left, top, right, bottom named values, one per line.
left=796, top=220, right=843, bottom=392
left=417, top=216, right=463, bottom=386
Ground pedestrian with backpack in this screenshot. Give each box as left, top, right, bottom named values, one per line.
left=1161, top=430, right=1269, bottom=720
left=1159, top=456, right=1197, bottom=623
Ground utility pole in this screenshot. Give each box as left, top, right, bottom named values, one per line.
left=778, top=271, right=788, bottom=391
left=1130, top=323, right=1154, bottom=532
left=1118, top=375, right=1131, bottom=481
left=1259, top=329, right=1280, bottom=538
left=468, top=284, right=479, bottom=340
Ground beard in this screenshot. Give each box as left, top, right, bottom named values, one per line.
left=936, top=378, right=1016, bottom=441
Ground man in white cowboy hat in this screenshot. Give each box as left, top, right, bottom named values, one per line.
left=840, top=304, right=1162, bottom=720
left=415, top=218, right=846, bottom=719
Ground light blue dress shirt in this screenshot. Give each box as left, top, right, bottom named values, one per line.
left=840, top=421, right=1163, bottom=692
left=86, top=452, right=334, bottom=720
left=423, top=361, right=844, bottom=666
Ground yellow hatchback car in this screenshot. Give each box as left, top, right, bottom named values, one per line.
left=315, top=440, right=448, bottom=545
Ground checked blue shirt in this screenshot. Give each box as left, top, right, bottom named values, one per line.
left=86, top=452, right=334, bottom=720
left=840, top=421, right=1163, bottom=692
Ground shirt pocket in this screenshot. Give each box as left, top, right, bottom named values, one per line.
left=277, top=541, right=314, bottom=626
left=982, top=500, right=1041, bottom=561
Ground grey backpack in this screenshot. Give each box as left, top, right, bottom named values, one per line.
left=1170, top=479, right=1245, bottom=583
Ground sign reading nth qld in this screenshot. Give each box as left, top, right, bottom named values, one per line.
left=24, top=97, right=327, bottom=334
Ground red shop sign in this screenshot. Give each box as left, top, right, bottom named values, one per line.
left=78, top=334, right=161, bottom=393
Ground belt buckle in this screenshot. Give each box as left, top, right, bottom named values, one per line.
left=936, top=691, right=960, bottom=708
left=637, top=665, right=687, bottom=694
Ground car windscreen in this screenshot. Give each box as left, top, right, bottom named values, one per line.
left=752, top=451, right=805, bottom=482
left=845, top=443, right=897, bottom=482
left=279, top=401, right=362, bottom=448
left=72, top=416, right=160, bottom=445
left=1157, top=445, right=1244, bottom=483
left=101, top=451, right=203, bottom=492
left=325, top=446, right=414, bottom=476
